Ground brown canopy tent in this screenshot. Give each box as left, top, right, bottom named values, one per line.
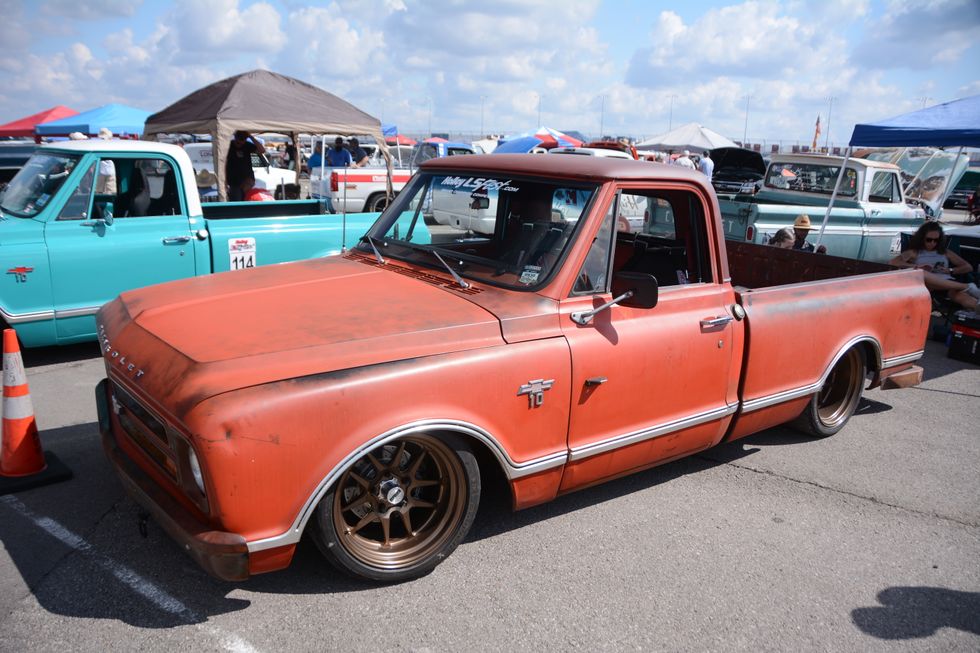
left=143, top=69, right=391, bottom=201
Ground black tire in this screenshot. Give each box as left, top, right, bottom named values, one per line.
left=365, top=193, right=391, bottom=213
left=793, top=347, right=866, bottom=437
left=310, top=433, right=480, bottom=582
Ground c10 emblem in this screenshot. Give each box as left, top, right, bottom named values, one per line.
left=518, top=379, right=554, bottom=408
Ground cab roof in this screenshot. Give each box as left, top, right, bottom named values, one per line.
left=421, top=153, right=709, bottom=185
left=39, top=139, right=188, bottom=158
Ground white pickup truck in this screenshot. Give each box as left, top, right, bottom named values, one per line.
left=310, top=139, right=477, bottom=213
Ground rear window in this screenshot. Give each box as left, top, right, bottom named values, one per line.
left=765, top=162, right=857, bottom=197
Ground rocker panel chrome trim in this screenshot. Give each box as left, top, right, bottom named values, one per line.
left=881, top=350, right=923, bottom=368
left=568, top=403, right=739, bottom=462
left=247, top=419, right=567, bottom=553
left=54, top=306, right=101, bottom=319
left=0, top=306, right=55, bottom=324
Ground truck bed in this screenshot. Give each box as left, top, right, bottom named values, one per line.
left=201, top=199, right=326, bottom=219
left=725, top=240, right=894, bottom=289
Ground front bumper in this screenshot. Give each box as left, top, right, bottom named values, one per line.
left=96, top=379, right=250, bottom=581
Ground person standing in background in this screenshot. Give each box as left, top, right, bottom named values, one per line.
left=348, top=138, right=369, bottom=167
left=326, top=136, right=353, bottom=167
left=675, top=150, right=696, bottom=170
left=699, top=150, right=714, bottom=178
left=226, top=130, right=265, bottom=201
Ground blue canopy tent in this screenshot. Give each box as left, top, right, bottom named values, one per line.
left=849, top=94, right=980, bottom=147
left=35, top=103, right=151, bottom=138
left=816, top=95, right=980, bottom=245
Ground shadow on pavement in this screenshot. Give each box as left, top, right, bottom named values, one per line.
left=22, top=342, right=101, bottom=368
left=852, top=586, right=980, bottom=639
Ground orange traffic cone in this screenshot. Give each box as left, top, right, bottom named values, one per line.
left=0, top=329, right=71, bottom=494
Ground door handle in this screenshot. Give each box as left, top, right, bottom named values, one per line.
left=162, top=236, right=192, bottom=244
left=700, top=315, right=733, bottom=329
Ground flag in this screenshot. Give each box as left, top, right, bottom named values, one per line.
left=812, top=115, right=821, bottom=150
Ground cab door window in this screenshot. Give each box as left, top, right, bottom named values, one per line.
left=56, top=162, right=96, bottom=220
left=610, top=190, right=712, bottom=289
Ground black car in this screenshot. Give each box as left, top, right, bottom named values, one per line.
left=0, top=140, right=39, bottom=189
left=709, top=147, right=767, bottom=195
left=944, top=168, right=979, bottom=209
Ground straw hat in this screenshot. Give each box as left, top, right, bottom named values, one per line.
left=196, top=169, right=217, bottom=188
left=793, top=214, right=812, bottom=230
left=98, top=127, right=113, bottom=140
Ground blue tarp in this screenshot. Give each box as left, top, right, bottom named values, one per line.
left=35, top=103, right=151, bottom=137
left=849, top=94, right=980, bottom=147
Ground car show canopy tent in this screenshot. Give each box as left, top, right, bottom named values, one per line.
left=848, top=94, right=980, bottom=147
left=636, top=122, right=737, bottom=152
left=0, top=105, right=78, bottom=138
left=143, top=69, right=390, bottom=200
left=34, top=103, right=150, bottom=137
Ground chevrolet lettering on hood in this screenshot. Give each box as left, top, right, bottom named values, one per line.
left=98, top=324, right=145, bottom=380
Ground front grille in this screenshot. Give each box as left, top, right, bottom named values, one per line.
left=111, top=381, right=177, bottom=479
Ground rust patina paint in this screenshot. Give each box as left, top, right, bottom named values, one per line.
left=97, top=154, right=932, bottom=579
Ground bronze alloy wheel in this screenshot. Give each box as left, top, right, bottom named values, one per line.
left=313, top=433, right=480, bottom=581
left=795, top=347, right=866, bottom=437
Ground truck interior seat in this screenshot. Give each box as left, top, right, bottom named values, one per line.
left=148, top=171, right=180, bottom=216
left=119, top=167, right=151, bottom=217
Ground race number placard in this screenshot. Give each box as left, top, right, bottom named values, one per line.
left=229, top=237, right=256, bottom=270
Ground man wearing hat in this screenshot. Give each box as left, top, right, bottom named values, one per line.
left=792, top=214, right=827, bottom=254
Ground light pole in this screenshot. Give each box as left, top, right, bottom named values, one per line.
left=599, top=95, right=606, bottom=139
left=480, top=95, right=486, bottom=137
left=825, top=96, right=836, bottom=149
left=742, top=95, right=752, bottom=144
left=667, top=94, right=677, bottom=131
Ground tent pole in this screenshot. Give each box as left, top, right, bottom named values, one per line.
left=816, top=146, right=851, bottom=247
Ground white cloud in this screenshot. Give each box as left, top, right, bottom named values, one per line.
left=171, top=0, right=285, bottom=55
left=853, top=0, right=980, bottom=69
left=40, top=0, right=143, bottom=19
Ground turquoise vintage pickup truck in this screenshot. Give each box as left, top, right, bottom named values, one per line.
left=0, top=140, right=377, bottom=347
left=719, top=153, right=926, bottom=262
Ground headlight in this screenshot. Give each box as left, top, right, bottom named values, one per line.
left=187, top=448, right=205, bottom=495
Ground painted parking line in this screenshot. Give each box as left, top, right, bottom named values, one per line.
left=1, top=495, right=259, bottom=653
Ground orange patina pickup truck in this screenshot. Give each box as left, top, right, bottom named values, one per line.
left=95, top=155, right=930, bottom=582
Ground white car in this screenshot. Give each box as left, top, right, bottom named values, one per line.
left=548, top=146, right=633, bottom=159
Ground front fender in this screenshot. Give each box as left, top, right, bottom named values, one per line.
left=181, top=338, right=573, bottom=548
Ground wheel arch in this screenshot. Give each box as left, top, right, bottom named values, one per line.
left=246, top=418, right=548, bottom=554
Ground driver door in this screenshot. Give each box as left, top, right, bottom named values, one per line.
left=559, top=187, right=739, bottom=491
left=44, top=155, right=197, bottom=342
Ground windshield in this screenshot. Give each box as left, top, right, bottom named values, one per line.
left=361, top=171, right=598, bottom=290
left=765, top=161, right=857, bottom=197
left=0, top=152, right=82, bottom=217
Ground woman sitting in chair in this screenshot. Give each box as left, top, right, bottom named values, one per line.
left=890, top=222, right=978, bottom=311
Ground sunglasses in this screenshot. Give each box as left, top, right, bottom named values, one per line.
left=924, top=237, right=940, bottom=243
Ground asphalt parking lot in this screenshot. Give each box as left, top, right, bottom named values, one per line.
left=0, top=329, right=977, bottom=652
left=1, top=211, right=978, bottom=652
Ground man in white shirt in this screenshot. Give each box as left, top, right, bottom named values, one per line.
left=699, top=151, right=714, bottom=178
left=675, top=149, right=696, bottom=170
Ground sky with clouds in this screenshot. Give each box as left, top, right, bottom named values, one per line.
left=1, top=0, right=978, bottom=146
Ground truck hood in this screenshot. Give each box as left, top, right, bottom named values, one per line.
left=98, top=255, right=503, bottom=415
